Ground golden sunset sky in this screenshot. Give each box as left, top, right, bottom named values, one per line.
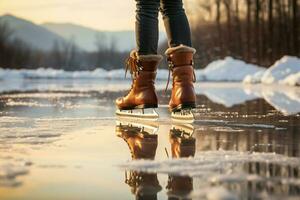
left=0, top=0, right=136, bottom=30
left=0, top=0, right=198, bottom=31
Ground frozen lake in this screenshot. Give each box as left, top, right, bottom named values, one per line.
left=0, top=79, right=299, bottom=200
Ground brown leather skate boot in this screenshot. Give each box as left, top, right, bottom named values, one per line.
left=169, top=125, right=196, bottom=158
left=116, top=50, right=162, bottom=111
left=116, top=122, right=162, bottom=199
left=166, top=125, right=195, bottom=198
left=165, top=45, right=196, bottom=112
left=115, top=122, right=158, bottom=159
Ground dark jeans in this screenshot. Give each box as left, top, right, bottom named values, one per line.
left=135, top=0, right=192, bottom=55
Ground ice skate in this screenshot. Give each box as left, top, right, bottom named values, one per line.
left=115, top=120, right=158, bottom=159
left=116, top=121, right=162, bottom=199
left=166, top=124, right=195, bottom=198
left=171, top=110, right=195, bottom=124
left=169, top=124, right=196, bottom=158
left=165, top=45, right=197, bottom=123
left=124, top=170, right=162, bottom=199
left=116, top=50, right=162, bottom=120
left=115, top=109, right=159, bottom=121
left=115, top=120, right=159, bottom=137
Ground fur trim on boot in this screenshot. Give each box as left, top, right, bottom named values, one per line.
left=165, top=45, right=196, bottom=55
left=130, top=50, right=163, bottom=62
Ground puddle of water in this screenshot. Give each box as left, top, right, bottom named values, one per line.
left=0, top=81, right=299, bottom=200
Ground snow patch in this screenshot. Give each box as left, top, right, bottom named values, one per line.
left=261, top=56, right=300, bottom=84
left=0, top=68, right=170, bottom=80
left=1, top=92, right=91, bottom=99
left=119, top=150, right=300, bottom=177
left=280, top=72, right=300, bottom=86
left=243, top=69, right=266, bottom=84
left=242, top=56, right=300, bottom=86
left=1, top=56, right=299, bottom=86
left=201, top=57, right=264, bottom=81
left=0, top=57, right=265, bottom=82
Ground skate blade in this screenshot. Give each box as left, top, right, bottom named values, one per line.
left=116, top=109, right=159, bottom=121
left=171, top=109, right=195, bottom=124
left=171, top=124, right=194, bottom=135
left=116, top=120, right=159, bottom=134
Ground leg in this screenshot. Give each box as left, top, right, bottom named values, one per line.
left=160, top=0, right=192, bottom=47
left=135, top=0, right=160, bottom=55
left=161, top=0, right=196, bottom=122
left=116, top=0, right=162, bottom=119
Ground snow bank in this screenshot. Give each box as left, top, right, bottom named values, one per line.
left=0, top=68, right=171, bottom=80
left=201, top=57, right=264, bottom=81
left=243, top=70, right=266, bottom=84
left=0, top=68, right=122, bottom=80
left=0, top=57, right=263, bottom=81
left=261, top=56, right=300, bottom=84
left=280, top=72, right=300, bottom=86
left=243, top=56, right=300, bottom=86
left=0, top=56, right=299, bottom=86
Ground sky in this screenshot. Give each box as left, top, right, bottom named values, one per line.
left=0, top=0, right=198, bottom=31
left=0, top=0, right=138, bottom=31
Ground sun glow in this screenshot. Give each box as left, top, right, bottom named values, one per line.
left=0, top=0, right=136, bottom=31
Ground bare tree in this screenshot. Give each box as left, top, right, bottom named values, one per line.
left=216, top=0, right=222, bottom=55
left=292, top=0, right=298, bottom=54
left=246, top=0, right=252, bottom=60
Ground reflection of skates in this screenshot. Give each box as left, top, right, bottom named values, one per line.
left=167, top=124, right=195, bottom=199
left=125, top=171, right=162, bottom=200
left=116, top=120, right=158, bottom=159
left=169, top=124, right=195, bottom=158
left=115, top=50, right=162, bottom=120
left=167, top=176, right=193, bottom=199
left=165, top=45, right=197, bottom=123
left=116, top=121, right=161, bottom=199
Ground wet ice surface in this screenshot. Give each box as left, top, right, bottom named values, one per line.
left=0, top=79, right=299, bottom=200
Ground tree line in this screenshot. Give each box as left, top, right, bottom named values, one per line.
left=0, top=22, right=129, bottom=70
left=188, top=0, right=299, bottom=67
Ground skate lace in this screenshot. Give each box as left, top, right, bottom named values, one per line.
left=124, top=56, right=143, bottom=95
left=165, top=57, right=196, bottom=93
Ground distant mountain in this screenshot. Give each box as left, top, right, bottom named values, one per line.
left=42, top=23, right=133, bottom=52
left=0, top=14, right=167, bottom=52
left=42, top=23, right=167, bottom=52
left=0, top=14, right=66, bottom=51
